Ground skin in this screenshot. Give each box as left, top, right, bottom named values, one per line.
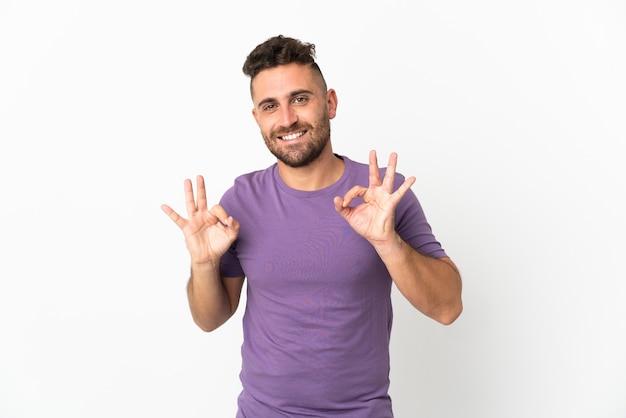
left=161, top=63, right=462, bottom=331
left=251, top=63, right=343, bottom=191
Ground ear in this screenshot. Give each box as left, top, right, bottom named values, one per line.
left=326, top=89, right=338, bottom=120
left=251, top=108, right=260, bottom=126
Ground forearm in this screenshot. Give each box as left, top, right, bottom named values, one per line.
left=187, top=261, right=235, bottom=332
left=374, top=235, right=463, bottom=325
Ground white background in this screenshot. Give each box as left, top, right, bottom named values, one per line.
left=1, top=1, right=625, bottom=417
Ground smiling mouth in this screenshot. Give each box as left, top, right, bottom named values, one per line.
left=278, top=130, right=306, bottom=141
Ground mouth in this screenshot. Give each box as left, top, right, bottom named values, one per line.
left=277, top=130, right=306, bottom=141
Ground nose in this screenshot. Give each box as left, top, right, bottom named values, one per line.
left=278, top=105, right=298, bottom=128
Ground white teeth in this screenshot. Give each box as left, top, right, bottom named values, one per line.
left=281, top=131, right=305, bottom=141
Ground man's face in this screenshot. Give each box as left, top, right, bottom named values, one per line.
left=251, top=63, right=337, bottom=168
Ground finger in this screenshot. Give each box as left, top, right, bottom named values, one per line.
left=333, top=196, right=350, bottom=217
left=210, top=205, right=241, bottom=235
left=333, top=195, right=356, bottom=221
left=391, top=176, right=416, bottom=203
left=368, top=150, right=382, bottom=187
left=196, top=175, right=208, bottom=212
left=339, top=185, right=368, bottom=207
left=224, top=215, right=241, bottom=233
left=209, top=204, right=231, bottom=225
left=161, top=204, right=188, bottom=230
left=184, top=178, right=197, bottom=216
left=382, top=152, right=398, bottom=192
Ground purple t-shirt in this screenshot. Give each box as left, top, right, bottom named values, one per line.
left=219, top=155, right=446, bottom=417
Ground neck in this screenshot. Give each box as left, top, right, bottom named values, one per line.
left=276, top=146, right=344, bottom=191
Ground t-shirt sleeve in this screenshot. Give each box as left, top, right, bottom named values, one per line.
left=220, top=244, right=245, bottom=278
left=395, top=182, right=448, bottom=259
left=218, top=187, right=245, bottom=278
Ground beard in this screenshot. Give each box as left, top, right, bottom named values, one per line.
left=261, top=110, right=331, bottom=168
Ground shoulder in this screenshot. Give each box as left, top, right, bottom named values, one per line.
left=219, top=164, right=279, bottom=216
left=234, top=164, right=276, bottom=188
left=341, top=154, right=407, bottom=187
left=222, top=164, right=276, bottom=196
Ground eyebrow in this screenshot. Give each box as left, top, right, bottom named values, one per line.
left=256, top=89, right=316, bottom=108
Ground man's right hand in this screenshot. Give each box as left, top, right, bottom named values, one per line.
left=161, top=175, right=240, bottom=265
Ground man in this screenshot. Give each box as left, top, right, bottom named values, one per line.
left=161, top=35, right=462, bottom=417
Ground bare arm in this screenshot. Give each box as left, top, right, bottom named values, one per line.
left=373, top=238, right=462, bottom=324
left=334, top=151, right=463, bottom=325
left=162, top=175, right=244, bottom=332
left=187, top=263, right=245, bottom=332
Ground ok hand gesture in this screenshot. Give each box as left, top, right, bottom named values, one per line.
left=334, top=151, right=416, bottom=246
left=161, top=175, right=240, bottom=265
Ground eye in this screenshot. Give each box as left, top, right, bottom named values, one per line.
left=262, top=103, right=277, bottom=112
left=293, top=96, right=309, bottom=105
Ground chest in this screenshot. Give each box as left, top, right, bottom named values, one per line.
left=234, top=200, right=387, bottom=290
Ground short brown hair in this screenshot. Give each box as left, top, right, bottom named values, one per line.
left=242, top=35, right=326, bottom=89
